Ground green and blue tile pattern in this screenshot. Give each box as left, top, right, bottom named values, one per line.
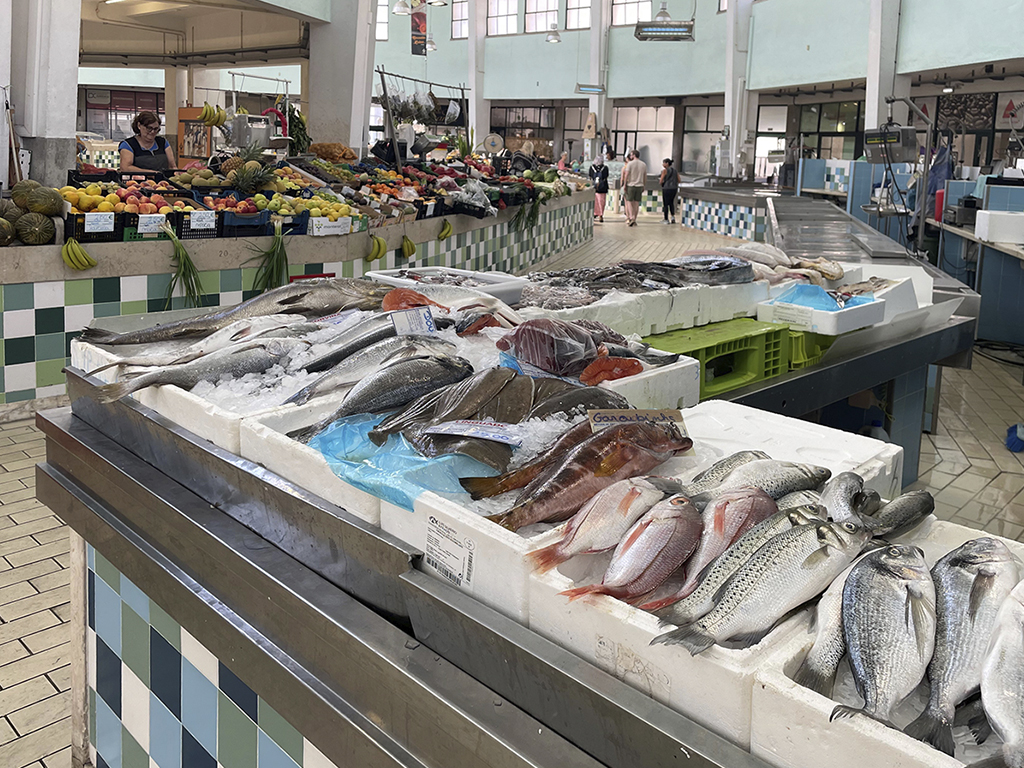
left=678, top=196, right=764, bottom=241
left=87, top=544, right=339, bottom=768
left=824, top=159, right=852, bottom=193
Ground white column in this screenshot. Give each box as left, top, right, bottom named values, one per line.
left=466, top=0, right=488, bottom=148
left=865, top=0, right=910, bottom=129
left=163, top=66, right=180, bottom=161
left=587, top=0, right=611, bottom=160
left=723, top=0, right=754, bottom=178
left=0, top=0, right=11, bottom=188
left=308, top=0, right=376, bottom=152
left=10, top=0, right=82, bottom=187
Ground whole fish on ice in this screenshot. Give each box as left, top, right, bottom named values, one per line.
left=684, top=459, right=831, bottom=508
left=977, top=581, right=1024, bottom=768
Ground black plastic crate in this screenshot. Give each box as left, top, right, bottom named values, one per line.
left=64, top=212, right=126, bottom=243
left=219, top=209, right=272, bottom=238
left=68, top=169, right=119, bottom=186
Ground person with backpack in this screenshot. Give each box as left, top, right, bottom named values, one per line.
left=589, top=154, right=610, bottom=222
left=660, top=157, right=679, bottom=224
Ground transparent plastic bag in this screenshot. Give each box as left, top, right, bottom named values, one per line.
left=445, top=100, right=461, bottom=124
left=495, top=318, right=602, bottom=376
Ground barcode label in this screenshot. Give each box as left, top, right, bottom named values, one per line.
left=424, top=515, right=475, bottom=589
left=425, top=555, right=462, bottom=587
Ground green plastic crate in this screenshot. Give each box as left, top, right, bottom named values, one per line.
left=643, top=318, right=790, bottom=400
left=788, top=330, right=835, bottom=370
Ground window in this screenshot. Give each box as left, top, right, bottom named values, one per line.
left=566, top=0, right=591, bottom=29
left=682, top=105, right=723, bottom=174
left=798, top=101, right=864, bottom=160
left=525, top=0, right=557, bottom=32
left=488, top=0, right=518, bottom=36
left=452, top=0, right=469, bottom=39
left=610, top=105, right=674, bottom=165
left=612, top=0, right=651, bottom=25
left=375, top=0, right=388, bottom=41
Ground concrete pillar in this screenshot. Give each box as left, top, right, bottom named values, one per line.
left=723, top=0, right=755, bottom=179
left=0, top=0, right=11, bottom=189
left=466, top=0, right=488, bottom=148
left=308, top=0, right=376, bottom=153
left=586, top=0, right=611, bottom=161
left=865, top=0, right=910, bottom=129
left=10, top=0, right=82, bottom=188
left=163, top=67, right=180, bottom=162
left=299, top=60, right=310, bottom=112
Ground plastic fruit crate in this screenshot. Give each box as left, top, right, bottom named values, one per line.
left=643, top=318, right=790, bottom=400
left=64, top=212, right=126, bottom=244
left=219, top=209, right=271, bottom=238
left=789, top=330, right=835, bottom=370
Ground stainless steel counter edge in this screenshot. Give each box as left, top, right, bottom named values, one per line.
left=37, top=408, right=607, bottom=768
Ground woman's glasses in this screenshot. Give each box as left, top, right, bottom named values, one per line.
left=142, top=124, right=160, bottom=132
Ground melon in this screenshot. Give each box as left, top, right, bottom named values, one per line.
left=0, top=218, right=13, bottom=246
left=15, top=212, right=55, bottom=245
left=11, top=179, right=41, bottom=209
left=26, top=187, right=64, bottom=216
left=2, top=203, right=24, bottom=226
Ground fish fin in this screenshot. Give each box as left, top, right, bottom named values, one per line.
left=963, top=757, right=1008, bottom=768
left=722, top=626, right=774, bottom=650
left=281, top=388, right=312, bottom=407
left=559, top=584, right=606, bottom=601
left=618, top=487, right=644, bottom=516
left=650, top=624, right=716, bottom=655
left=906, top=585, right=936, bottom=658
left=903, top=708, right=955, bottom=757
left=712, top=502, right=726, bottom=536
left=620, top=519, right=652, bottom=553
left=460, top=474, right=513, bottom=500
left=968, top=568, right=997, bottom=621
left=594, top=452, right=631, bottom=478
left=639, top=595, right=683, bottom=612
left=286, top=422, right=325, bottom=444
left=92, top=377, right=145, bottom=404
left=84, top=360, right=125, bottom=377
left=802, top=546, right=831, bottom=569
left=527, top=542, right=568, bottom=574
left=791, top=655, right=836, bottom=697
left=829, top=705, right=862, bottom=723
left=969, top=714, right=994, bottom=745
left=78, top=327, right=125, bottom=345
left=644, top=476, right=688, bottom=495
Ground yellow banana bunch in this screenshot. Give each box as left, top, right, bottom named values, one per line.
left=236, top=106, right=249, bottom=115
left=61, top=238, right=97, bottom=271
left=201, top=103, right=227, bottom=127
left=364, top=234, right=387, bottom=262
left=199, top=102, right=214, bottom=123
left=401, top=235, right=416, bottom=259
left=437, top=218, right=453, bottom=241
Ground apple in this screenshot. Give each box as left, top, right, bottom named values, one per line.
left=124, top=204, right=139, bottom=214
left=139, top=203, right=158, bottom=215
left=114, top=202, right=126, bottom=213
left=126, top=195, right=141, bottom=206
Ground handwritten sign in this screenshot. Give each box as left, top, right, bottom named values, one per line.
left=84, top=212, right=115, bottom=233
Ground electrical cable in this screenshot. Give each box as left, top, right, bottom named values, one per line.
left=975, top=339, right=1024, bottom=368
left=878, top=120, right=916, bottom=256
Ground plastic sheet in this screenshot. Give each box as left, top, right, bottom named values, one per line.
left=773, top=283, right=875, bottom=312
left=495, top=318, right=602, bottom=376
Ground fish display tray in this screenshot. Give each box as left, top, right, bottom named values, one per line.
left=365, top=267, right=529, bottom=306
left=751, top=517, right=1024, bottom=768
left=644, top=318, right=790, bottom=400
left=756, top=296, right=886, bottom=335
left=596, top=355, right=701, bottom=410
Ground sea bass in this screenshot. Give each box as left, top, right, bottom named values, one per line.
left=685, top=459, right=831, bottom=508
left=654, top=520, right=869, bottom=654
left=561, top=495, right=703, bottom=603
left=300, top=312, right=400, bottom=373
left=832, top=545, right=936, bottom=726
left=79, top=279, right=386, bottom=345
left=91, top=338, right=309, bottom=404
left=777, top=489, right=822, bottom=510
left=819, top=472, right=864, bottom=523
left=485, top=422, right=693, bottom=531
left=866, top=490, right=935, bottom=537
left=674, top=487, right=779, bottom=598
left=528, top=477, right=668, bottom=573
left=978, top=582, right=1024, bottom=768
left=684, top=451, right=771, bottom=496
left=905, top=538, right=1021, bottom=756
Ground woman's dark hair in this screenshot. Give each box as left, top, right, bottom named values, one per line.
left=131, top=111, right=162, bottom=135
left=663, top=158, right=673, bottom=165
left=606, top=149, right=616, bottom=160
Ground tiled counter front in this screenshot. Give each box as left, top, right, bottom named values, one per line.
left=86, top=544, right=340, bottom=768
left=0, top=196, right=593, bottom=404
left=678, top=195, right=765, bottom=241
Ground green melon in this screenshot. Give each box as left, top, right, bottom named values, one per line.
left=0, top=218, right=13, bottom=246
left=15, top=212, right=55, bottom=245
left=25, top=187, right=64, bottom=216
left=11, top=179, right=41, bottom=209
left=2, top=203, right=24, bottom=226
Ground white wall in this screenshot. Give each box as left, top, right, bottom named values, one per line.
left=897, top=0, right=1024, bottom=74
left=79, top=68, right=165, bottom=89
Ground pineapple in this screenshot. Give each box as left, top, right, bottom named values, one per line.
left=221, top=142, right=264, bottom=174
left=230, top=163, right=277, bottom=195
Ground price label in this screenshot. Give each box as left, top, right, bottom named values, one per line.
left=360, top=186, right=372, bottom=195
left=426, top=202, right=436, bottom=217
left=424, top=516, right=475, bottom=588
left=390, top=206, right=402, bottom=217
left=588, top=409, right=688, bottom=437
left=424, top=420, right=523, bottom=446
left=136, top=214, right=166, bottom=234
left=380, top=194, right=389, bottom=204
left=189, top=210, right=216, bottom=230
left=391, top=307, right=437, bottom=336
left=766, top=303, right=816, bottom=332
left=84, top=212, right=115, bottom=233
left=342, top=186, right=356, bottom=198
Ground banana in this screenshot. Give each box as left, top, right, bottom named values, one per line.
left=437, top=218, right=452, bottom=241
left=401, top=235, right=416, bottom=259
left=364, top=234, right=382, bottom=262
left=216, top=107, right=227, bottom=127
left=237, top=106, right=249, bottom=116
left=60, top=241, right=79, bottom=270
left=63, top=238, right=87, bottom=270
left=200, top=102, right=213, bottom=123
left=71, top=239, right=97, bottom=268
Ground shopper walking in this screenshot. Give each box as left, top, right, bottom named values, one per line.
left=660, top=157, right=679, bottom=224
left=621, top=150, right=647, bottom=226
left=589, top=155, right=609, bottom=222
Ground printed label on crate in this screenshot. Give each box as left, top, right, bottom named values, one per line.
left=308, top=217, right=352, bottom=237
left=391, top=307, right=437, bottom=335
left=84, top=212, right=115, bottom=233
left=766, top=303, right=816, bottom=331
left=380, top=194, right=389, bottom=204
left=588, top=409, right=688, bottom=437
left=426, top=202, right=436, bottom=217
left=189, top=210, right=216, bottom=230
left=424, top=516, right=475, bottom=589
left=360, top=186, right=372, bottom=196
left=424, top=420, right=523, bottom=446
left=136, top=214, right=166, bottom=234
left=370, top=200, right=381, bottom=210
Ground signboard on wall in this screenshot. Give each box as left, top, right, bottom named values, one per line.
left=996, top=92, right=1024, bottom=130
left=411, top=0, right=427, bottom=56
left=177, top=107, right=212, bottom=162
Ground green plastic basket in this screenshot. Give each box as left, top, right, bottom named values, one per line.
left=788, top=330, right=835, bottom=370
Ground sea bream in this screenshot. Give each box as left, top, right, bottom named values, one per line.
left=90, top=337, right=310, bottom=404
left=978, top=581, right=1024, bottom=768
left=79, top=278, right=387, bottom=345
left=904, top=538, right=1021, bottom=756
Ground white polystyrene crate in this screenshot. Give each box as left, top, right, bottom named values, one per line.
left=517, top=290, right=650, bottom=338
left=70, top=339, right=122, bottom=385
left=698, top=281, right=770, bottom=326
left=837, top=262, right=934, bottom=309
left=751, top=517, right=1024, bottom=768
left=756, top=296, right=886, bottom=335
left=599, top=355, right=701, bottom=410
left=976, top=210, right=1024, bottom=243
left=873, top=277, right=920, bottom=323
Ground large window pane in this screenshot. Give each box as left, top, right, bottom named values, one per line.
left=637, top=131, right=672, bottom=166
left=491, top=107, right=507, bottom=128
left=820, top=103, right=840, bottom=133
left=564, top=106, right=583, bottom=130
left=488, top=0, right=519, bottom=36
left=800, top=105, right=819, bottom=134
left=616, top=107, right=638, bottom=131
left=525, top=0, right=558, bottom=33
left=452, top=0, right=468, bottom=39
left=637, top=106, right=657, bottom=131
left=375, top=0, right=388, bottom=41
left=757, top=105, right=788, bottom=133
left=682, top=133, right=716, bottom=174
left=656, top=106, right=675, bottom=132
left=612, top=0, right=651, bottom=25
left=684, top=106, right=707, bottom=132
left=838, top=102, right=859, bottom=133
left=566, top=0, right=591, bottom=29
left=707, top=106, right=725, bottom=133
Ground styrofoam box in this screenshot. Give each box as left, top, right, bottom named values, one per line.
left=598, top=355, right=701, bottom=410
left=751, top=517, right=1024, bottom=768
left=976, top=210, right=1024, bottom=244
left=872, top=277, right=919, bottom=323
left=239, top=399, right=381, bottom=525
left=757, top=296, right=886, bottom=335
left=837, top=262, right=935, bottom=309
left=366, top=267, right=529, bottom=306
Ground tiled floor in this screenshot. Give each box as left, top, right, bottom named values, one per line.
left=1, top=217, right=1023, bottom=767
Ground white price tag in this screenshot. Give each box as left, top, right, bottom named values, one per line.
left=360, top=186, right=372, bottom=195
left=189, top=210, right=216, bottom=230
left=342, top=186, right=356, bottom=197
left=308, top=217, right=353, bottom=237
left=370, top=200, right=381, bottom=210
left=424, top=420, right=523, bottom=446
left=380, top=194, right=389, bottom=204
left=424, top=517, right=475, bottom=588
left=426, top=202, right=436, bottom=217
left=136, top=214, right=166, bottom=234
left=390, top=206, right=402, bottom=217
left=84, top=212, right=115, bottom=233
left=391, top=307, right=437, bottom=336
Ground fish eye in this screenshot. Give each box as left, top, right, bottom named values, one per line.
left=888, top=547, right=900, bottom=557
left=843, top=522, right=858, bottom=532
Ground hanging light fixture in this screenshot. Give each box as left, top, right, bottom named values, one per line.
left=546, top=22, right=562, bottom=43
left=392, top=0, right=412, bottom=15
left=427, top=0, right=448, bottom=5
left=655, top=1, right=672, bottom=21
left=425, top=33, right=437, bottom=52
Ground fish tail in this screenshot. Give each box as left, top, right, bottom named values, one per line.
left=461, top=473, right=519, bottom=500
left=638, top=594, right=683, bottom=612
left=904, top=708, right=956, bottom=757
left=558, top=584, right=607, bottom=601
left=650, top=624, right=716, bottom=655
left=282, top=387, right=312, bottom=407
left=92, top=377, right=145, bottom=404
left=78, top=327, right=125, bottom=345
left=829, top=705, right=862, bottom=723
left=286, top=421, right=325, bottom=444
left=791, top=655, right=836, bottom=698
left=483, top=512, right=515, bottom=530
left=527, top=542, right=568, bottom=574
left=968, top=713, right=994, bottom=745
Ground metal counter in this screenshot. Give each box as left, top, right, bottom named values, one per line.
left=42, top=369, right=772, bottom=768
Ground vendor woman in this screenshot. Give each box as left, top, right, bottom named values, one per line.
left=119, top=111, right=176, bottom=172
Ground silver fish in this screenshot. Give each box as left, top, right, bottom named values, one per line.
left=819, top=471, right=864, bottom=522
left=777, top=489, right=822, bottom=510
left=905, top=538, right=1021, bottom=756
left=562, top=495, right=703, bottom=603
left=654, top=520, right=869, bottom=654
left=84, top=315, right=309, bottom=376
left=685, top=451, right=772, bottom=495
left=867, top=490, right=935, bottom=537
left=79, top=279, right=385, bottom=345
left=832, top=545, right=936, bottom=726
left=283, top=335, right=456, bottom=406
left=979, top=582, right=1024, bottom=768
left=527, top=477, right=667, bottom=573
left=91, top=338, right=310, bottom=404
left=646, top=505, right=823, bottom=624
left=301, top=312, right=400, bottom=373
left=853, top=489, right=882, bottom=517
left=685, top=460, right=831, bottom=508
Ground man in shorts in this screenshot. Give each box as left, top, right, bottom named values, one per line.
left=621, top=150, right=648, bottom=226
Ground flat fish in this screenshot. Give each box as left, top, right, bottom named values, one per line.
left=432, top=367, right=518, bottom=423
left=527, top=386, right=630, bottom=420
left=405, top=427, right=514, bottom=472
left=531, top=377, right=578, bottom=405
left=367, top=388, right=445, bottom=446
left=473, top=373, right=535, bottom=424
